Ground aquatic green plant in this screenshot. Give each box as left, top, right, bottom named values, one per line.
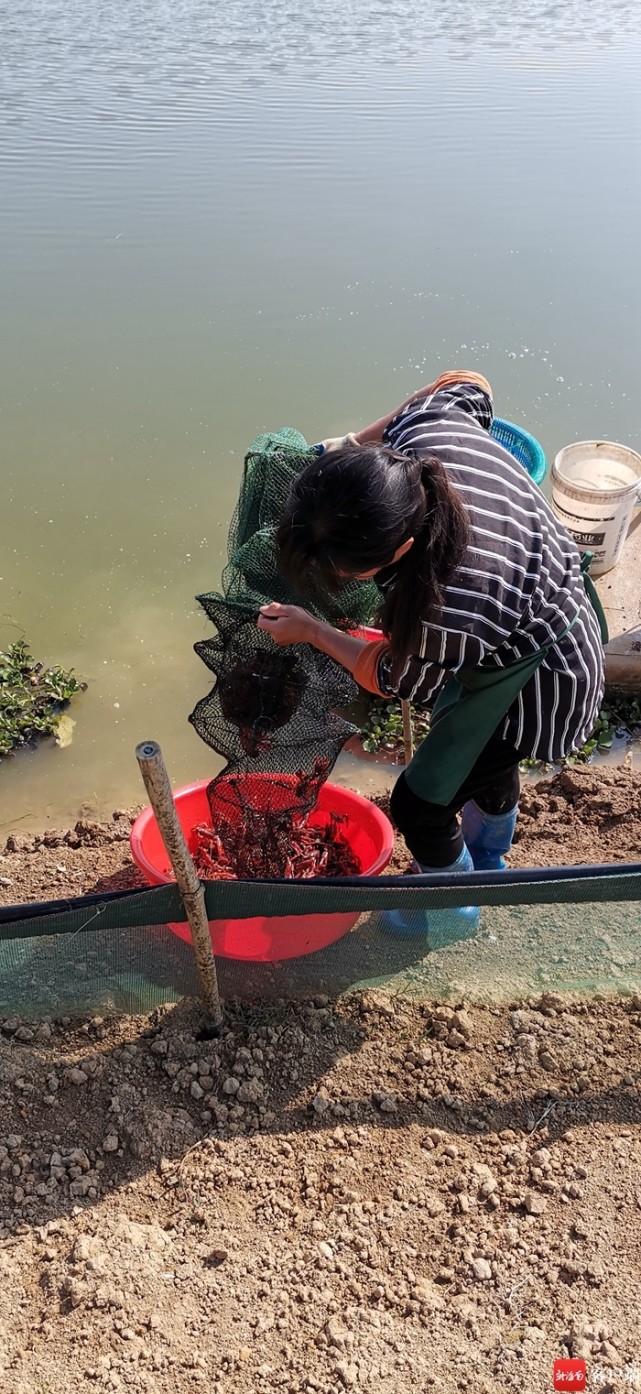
left=359, top=692, right=641, bottom=768
left=359, top=697, right=431, bottom=755
left=0, top=638, right=86, bottom=758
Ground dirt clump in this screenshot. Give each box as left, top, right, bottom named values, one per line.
left=513, top=760, right=641, bottom=867
left=0, top=808, right=145, bottom=907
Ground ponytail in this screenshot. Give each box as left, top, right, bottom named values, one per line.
left=380, top=454, right=469, bottom=680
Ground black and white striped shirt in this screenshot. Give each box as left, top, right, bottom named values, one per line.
left=378, top=381, right=605, bottom=763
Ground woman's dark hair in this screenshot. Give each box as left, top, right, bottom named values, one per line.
left=276, top=443, right=469, bottom=678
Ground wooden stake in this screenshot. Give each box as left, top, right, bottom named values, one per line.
left=135, top=741, right=223, bottom=1024
left=401, top=698, right=414, bottom=765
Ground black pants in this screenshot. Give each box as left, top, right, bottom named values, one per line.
left=390, top=731, right=521, bottom=868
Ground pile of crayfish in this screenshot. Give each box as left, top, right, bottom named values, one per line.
left=189, top=811, right=361, bottom=881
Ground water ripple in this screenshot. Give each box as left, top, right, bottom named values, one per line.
left=1, top=0, right=640, bottom=137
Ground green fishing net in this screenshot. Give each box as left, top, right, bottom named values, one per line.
left=188, top=430, right=380, bottom=843
left=220, top=428, right=379, bottom=624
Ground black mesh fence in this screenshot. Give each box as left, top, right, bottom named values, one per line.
left=2, top=866, right=641, bottom=1019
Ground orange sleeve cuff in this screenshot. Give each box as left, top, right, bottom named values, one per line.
left=352, top=639, right=390, bottom=696
left=430, top=369, right=492, bottom=398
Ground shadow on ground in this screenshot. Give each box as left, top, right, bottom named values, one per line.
left=2, top=987, right=640, bottom=1242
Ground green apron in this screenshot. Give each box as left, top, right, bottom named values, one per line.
left=404, top=554, right=608, bottom=807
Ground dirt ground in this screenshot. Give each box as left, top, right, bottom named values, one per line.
left=1, top=762, right=641, bottom=1393
left=1, top=993, right=641, bottom=1394
left=0, top=808, right=145, bottom=908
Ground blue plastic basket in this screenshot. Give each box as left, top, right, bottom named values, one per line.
left=490, top=417, right=547, bottom=487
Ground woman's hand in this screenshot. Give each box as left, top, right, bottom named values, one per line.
left=259, top=605, right=373, bottom=678
left=315, top=432, right=360, bottom=453
left=257, top=602, right=318, bottom=646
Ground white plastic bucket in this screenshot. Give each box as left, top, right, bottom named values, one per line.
left=552, top=440, right=641, bottom=576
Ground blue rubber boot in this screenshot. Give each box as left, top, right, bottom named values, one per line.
left=461, top=801, right=518, bottom=871
left=382, top=844, right=479, bottom=946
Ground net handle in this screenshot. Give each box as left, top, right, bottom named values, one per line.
left=401, top=699, right=414, bottom=763
left=136, top=741, right=223, bottom=1025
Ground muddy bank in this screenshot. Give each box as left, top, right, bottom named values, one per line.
left=1, top=763, right=641, bottom=909
left=514, top=761, right=641, bottom=867
left=0, top=808, right=146, bottom=907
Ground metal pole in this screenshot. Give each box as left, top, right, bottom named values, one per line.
left=401, top=698, right=414, bottom=765
left=135, top=741, right=223, bottom=1025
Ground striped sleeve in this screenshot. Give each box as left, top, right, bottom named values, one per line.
left=377, top=623, right=487, bottom=705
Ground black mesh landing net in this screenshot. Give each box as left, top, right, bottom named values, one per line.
left=188, top=430, right=380, bottom=879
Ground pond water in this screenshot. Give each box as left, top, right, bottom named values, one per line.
left=2, top=0, right=641, bottom=833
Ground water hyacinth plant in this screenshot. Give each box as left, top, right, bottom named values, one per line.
left=0, top=638, right=86, bottom=758
left=359, top=693, right=641, bottom=768
left=359, top=697, right=431, bottom=755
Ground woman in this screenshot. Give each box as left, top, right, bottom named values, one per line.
left=257, top=371, right=605, bottom=929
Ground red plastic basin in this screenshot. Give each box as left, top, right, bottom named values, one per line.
left=130, top=777, right=394, bottom=962
left=350, top=625, right=384, bottom=642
